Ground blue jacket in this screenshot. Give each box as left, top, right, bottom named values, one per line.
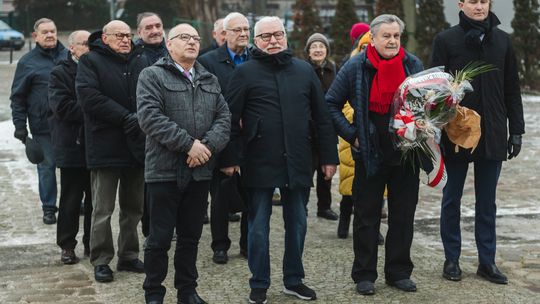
left=11, top=43, right=67, bottom=135
left=326, top=50, right=423, bottom=177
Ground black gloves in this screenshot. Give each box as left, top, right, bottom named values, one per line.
left=122, top=113, right=140, bottom=137
left=507, top=134, right=522, bottom=160
left=14, top=128, right=28, bottom=143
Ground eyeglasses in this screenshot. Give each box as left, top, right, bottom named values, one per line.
left=105, top=32, right=133, bottom=40
left=226, top=27, right=250, bottom=34
left=170, top=33, right=202, bottom=43
left=75, top=41, right=88, bottom=46
left=255, top=31, right=285, bottom=42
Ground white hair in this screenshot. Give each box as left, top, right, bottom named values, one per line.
left=67, top=30, right=89, bottom=46
left=213, top=18, right=224, bottom=31
left=222, top=12, right=247, bottom=30
left=254, top=16, right=285, bottom=37
left=370, top=14, right=405, bottom=35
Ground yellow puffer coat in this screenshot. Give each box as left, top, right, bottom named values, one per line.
left=338, top=102, right=355, bottom=195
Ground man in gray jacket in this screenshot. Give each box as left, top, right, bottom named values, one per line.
left=137, top=23, right=230, bottom=304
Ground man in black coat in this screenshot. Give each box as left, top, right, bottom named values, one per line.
left=430, top=0, right=525, bottom=285
left=10, top=18, right=67, bottom=224
left=135, top=12, right=168, bottom=65
left=49, top=30, right=92, bottom=265
left=221, top=16, right=338, bottom=304
left=198, top=11, right=251, bottom=265
left=76, top=20, right=149, bottom=283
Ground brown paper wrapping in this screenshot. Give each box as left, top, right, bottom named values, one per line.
left=444, top=105, right=481, bottom=153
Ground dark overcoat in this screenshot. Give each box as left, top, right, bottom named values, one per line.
left=76, top=31, right=149, bottom=169
left=430, top=13, right=524, bottom=161
left=48, top=54, right=86, bottom=168
left=221, top=48, right=339, bottom=189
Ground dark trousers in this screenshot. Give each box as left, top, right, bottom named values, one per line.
left=209, top=171, right=247, bottom=252
left=340, top=195, right=353, bottom=218
left=141, top=183, right=149, bottom=237
left=56, top=167, right=92, bottom=250
left=351, top=162, right=419, bottom=283
left=143, top=180, right=209, bottom=302
left=314, top=167, right=332, bottom=211
left=441, top=158, right=502, bottom=265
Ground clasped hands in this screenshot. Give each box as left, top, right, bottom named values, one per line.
left=186, top=139, right=211, bottom=168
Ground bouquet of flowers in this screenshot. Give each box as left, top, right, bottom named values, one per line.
left=390, top=63, right=495, bottom=189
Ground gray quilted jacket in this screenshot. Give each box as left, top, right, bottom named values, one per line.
left=137, top=57, right=231, bottom=183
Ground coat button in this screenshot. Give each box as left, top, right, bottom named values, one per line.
left=283, top=152, right=287, bottom=157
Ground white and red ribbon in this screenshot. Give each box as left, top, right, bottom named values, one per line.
left=425, top=138, right=447, bottom=189
left=393, top=109, right=417, bottom=141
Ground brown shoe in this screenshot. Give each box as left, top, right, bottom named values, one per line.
left=61, top=249, right=80, bottom=265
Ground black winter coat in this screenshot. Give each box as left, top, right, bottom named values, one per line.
left=308, top=59, right=337, bottom=93
left=222, top=48, right=339, bottom=189
left=430, top=12, right=524, bottom=161
left=11, top=43, right=67, bottom=135
left=48, top=53, right=86, bottom=168
left=76, top=31, right=150, bottom=169
left=135, top=38, right=169, bottom=64
left=198, top=43, right=251, bottom=97
left=326, top=50, right=423, bottom=177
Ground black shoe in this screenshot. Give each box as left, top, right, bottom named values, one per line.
left=317, top=209, right=338, bottom=221
left=249, top=288, right=267, bottom=304
left=203, top=213, right=209, bottom=224
left=477, top=263, right=508, bottom=284
left=337, top=213, right=350, bottom=239
left=378, top=232, right=385, bottom=245
left=94, top=264, right=113, bottom=283
left=60, top=249, right=79, bottom=265
left=443, top=260, right=462, bottom=281
left=117, top=258, right=144, bottom=273
left=43, top=210, right=56, bottom=225
left=240, top=248, right=248, bottom=259
left=283, top=283, right=317, bottom=300
left=356, top=281, right=375, bottom=295
left=212, top=250, right=228, bottom=264
left=147, top=301, right=163, bottom=304
left=178, top=292, right=207, bottom=304
left=228, top=212, right=241, bottom=222
left=83, top=246, right=90, bottom=257
left=386, top=278, right=417, bottom=292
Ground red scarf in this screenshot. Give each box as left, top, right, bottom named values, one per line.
left=366, top=44, right=406, bottom=114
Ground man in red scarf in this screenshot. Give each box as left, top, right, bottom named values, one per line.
left=326, top=14, right=423, bottom=296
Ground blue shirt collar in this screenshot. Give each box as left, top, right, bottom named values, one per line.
left=227, top=46, right=248, bottom=65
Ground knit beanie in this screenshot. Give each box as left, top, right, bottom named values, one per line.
left=304, top=33, right=330, bottom=55
left=349, top=23, right=370, bottom=45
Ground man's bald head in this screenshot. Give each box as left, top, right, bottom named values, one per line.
left=168, top=23, right=197, bottom=41
left=167, top=23, right=201, bottom=67
left=102, top=20, right=132, bottom=54
left=103, top=20, right=130, bottom=34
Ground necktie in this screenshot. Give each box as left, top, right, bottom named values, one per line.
left=183, top=70, right=192, bottom=82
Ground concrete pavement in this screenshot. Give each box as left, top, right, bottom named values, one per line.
left=0, top=118, right=539, bottom=303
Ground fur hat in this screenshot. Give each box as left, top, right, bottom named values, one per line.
left=349, top=23, right=370, bottom=45
left=304, top=33, right=330, bottom=54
